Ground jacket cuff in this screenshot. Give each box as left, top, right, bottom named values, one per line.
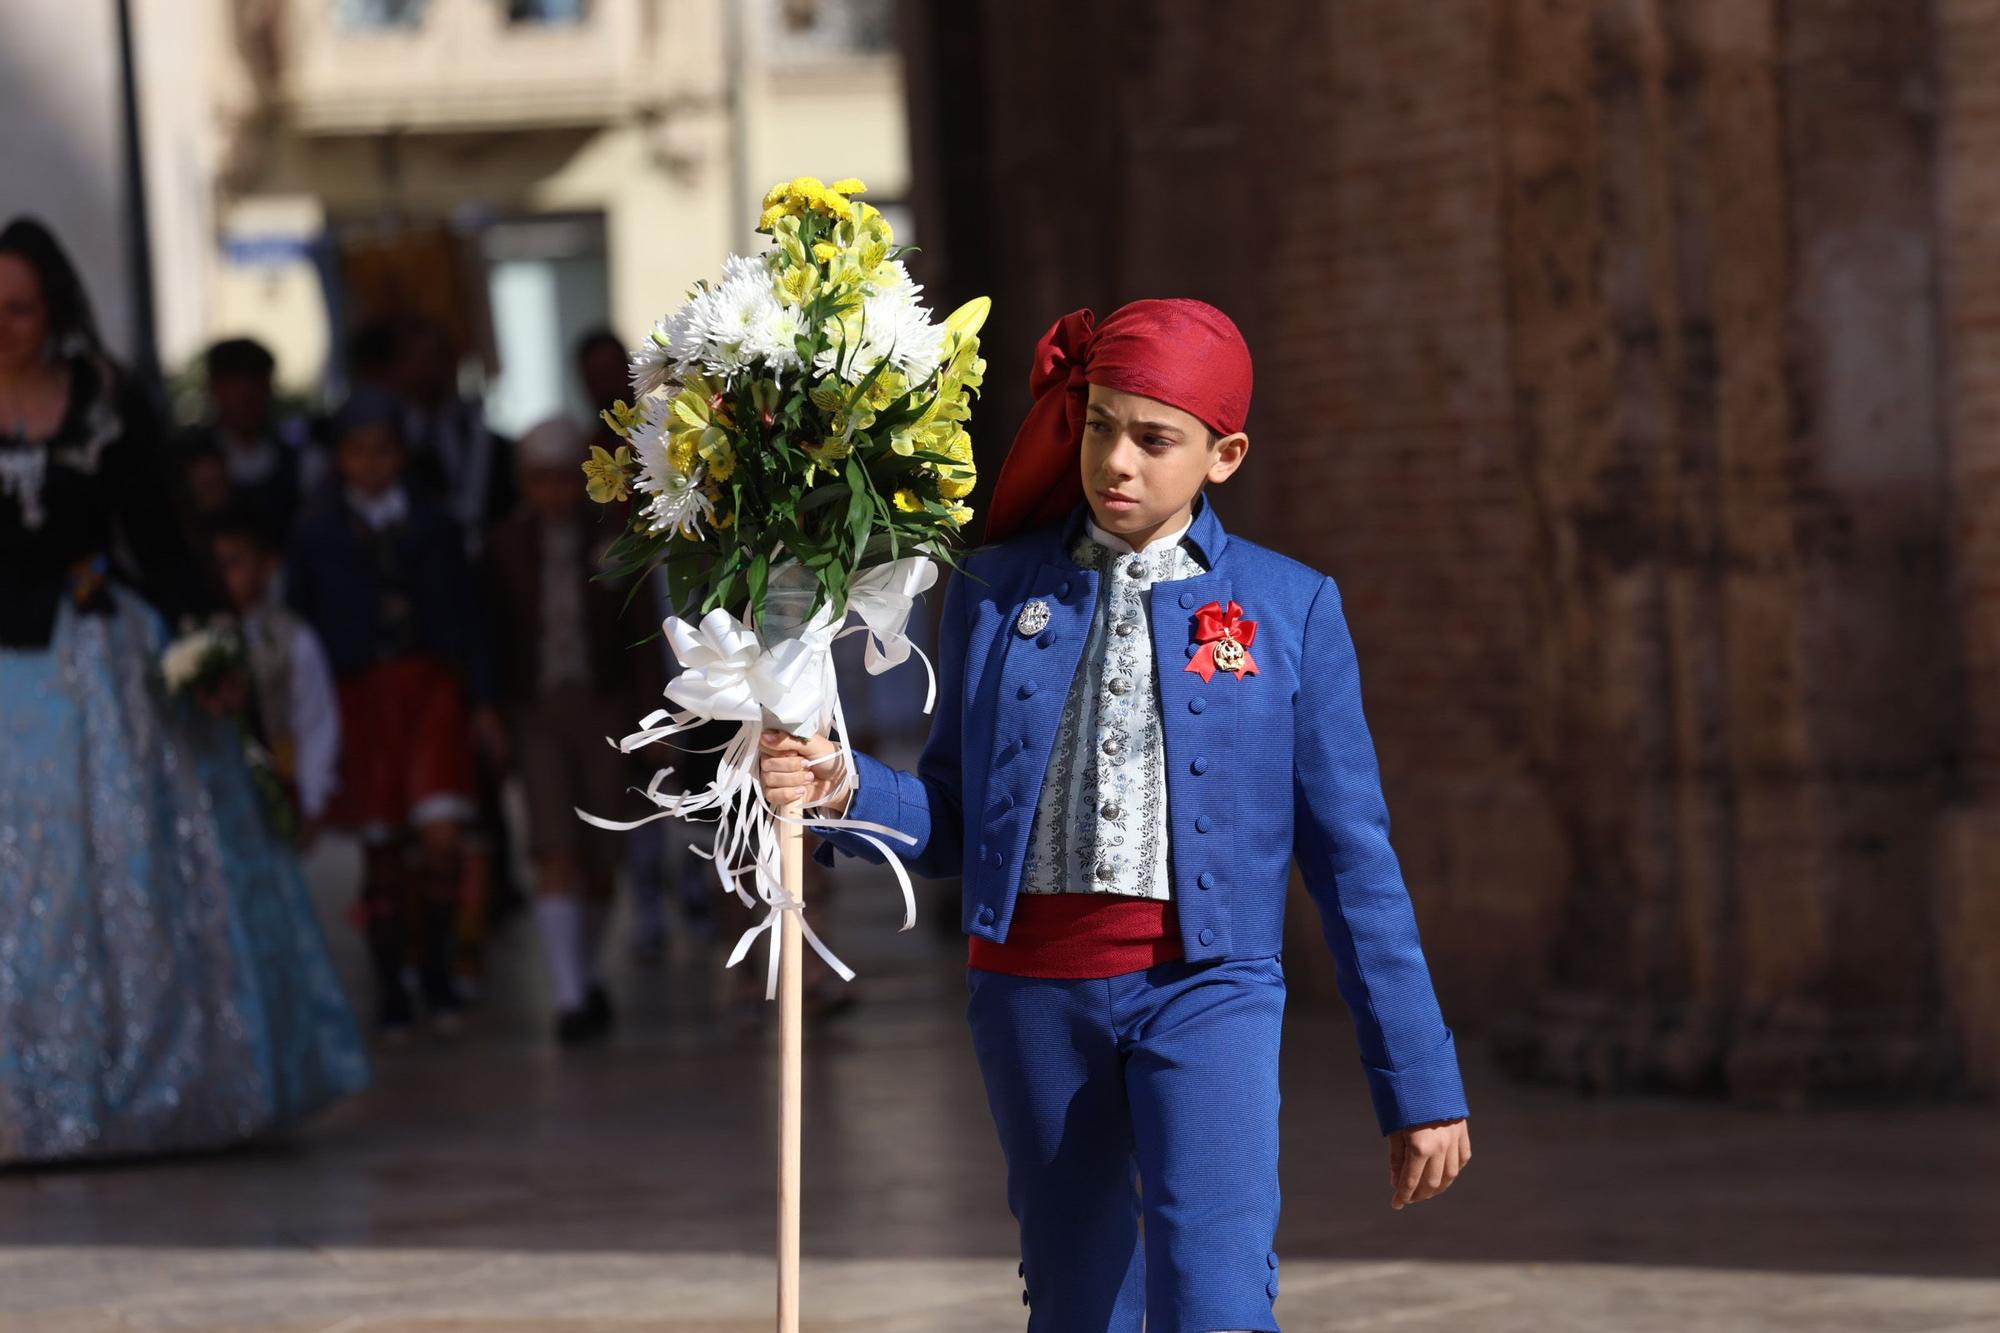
left=806, top=751, right=899, bottom=863
left=1363, top=1029, right=1470, bottom=1135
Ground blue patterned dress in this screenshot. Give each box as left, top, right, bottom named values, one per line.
left=0, top=358, right=368, bottom=1164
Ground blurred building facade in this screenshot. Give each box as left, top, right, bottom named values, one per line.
left=6, top=0, right=908, bottom=434
left=904, top=0, right=1996, bottom=1105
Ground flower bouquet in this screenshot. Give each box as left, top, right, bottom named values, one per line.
left=160, top=615, right=244, bottom=698
left=578, top=176, right=990, bottom=993
left=161, top=616, right=298, bottom=840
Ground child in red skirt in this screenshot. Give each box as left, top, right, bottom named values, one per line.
left=287, top=387, right=501, bottom=1037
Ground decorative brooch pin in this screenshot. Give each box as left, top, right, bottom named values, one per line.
left=1016, top=599, right=1052, bottom=637
left=1186, top=599, right=1259, bottom=682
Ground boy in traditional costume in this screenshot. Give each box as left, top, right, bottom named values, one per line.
left=761, top=299, right=1471, bottom=1332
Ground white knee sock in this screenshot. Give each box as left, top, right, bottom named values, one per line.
left=535, top=896, right=587, bottom=1012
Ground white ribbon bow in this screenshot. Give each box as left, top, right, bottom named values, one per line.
left=578, top=554, right=939, bottom=998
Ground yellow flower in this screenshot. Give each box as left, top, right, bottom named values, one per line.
left=944, top=502, right=974, bottom=527
left=599, top=399, right=645, bottom=439
left=943, top=296, right=992, bottom=344
left=778, top=263, right=817, bottom=305
left=892, top=488, right=923, bottom=513
left=829, top=177, right=866, bottom=197
left=804, top=435, right=852, bottom=466
left=698, top=428, right=737, bottom=482
left=581, top=445, right=631, bottom=504
left=668, top=432, right=699, bottom=475
left=937, top=468, right=976, bottom=501
left=866, top=369, right=908, bottom=411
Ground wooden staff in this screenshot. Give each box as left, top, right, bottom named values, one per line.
left=777, top=804, right=804, bottom=1333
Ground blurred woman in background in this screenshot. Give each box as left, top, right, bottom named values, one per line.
left=0, top=215, right=368, bottom=1165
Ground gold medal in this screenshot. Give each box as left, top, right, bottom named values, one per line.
left=1213, top=637, right=1247, bottom=674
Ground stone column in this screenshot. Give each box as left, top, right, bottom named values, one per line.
left=1937, top=0, right=2000, bottom=1096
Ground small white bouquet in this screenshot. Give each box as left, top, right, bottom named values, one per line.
left=160, top=616, right=245, bottom=697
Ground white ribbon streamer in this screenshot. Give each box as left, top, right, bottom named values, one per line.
left=577, top=554, right=938, bottom=999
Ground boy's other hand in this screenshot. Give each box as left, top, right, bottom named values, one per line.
left=758, top=729, right=850, bottom=816
left=1388, top=1117, right=1470, bottom=1210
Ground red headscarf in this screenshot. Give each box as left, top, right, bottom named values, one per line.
left=985, top=298, right=1253, bottom=544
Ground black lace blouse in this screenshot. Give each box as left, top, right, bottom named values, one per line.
left=0, top=356, right=205, bottom=648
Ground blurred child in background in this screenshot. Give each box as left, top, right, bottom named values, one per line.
left=286, top=386, right=500, bottom=1040
left=483, top=415, right=663, bottom=1045
left=206, top=506, right=341, bottom=847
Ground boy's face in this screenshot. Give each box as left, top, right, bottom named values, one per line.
left=336, top=423, right=404, bottom=497
left=210, top=532, right=276, bottom=612
left=210, top=371, right=273, bottom=436
left=1079, top=384, right=1248, bottom=548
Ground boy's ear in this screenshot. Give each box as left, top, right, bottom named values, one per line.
left=1207, top=431, right=1250, bottom=484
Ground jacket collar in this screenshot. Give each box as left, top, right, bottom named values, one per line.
left=1054, top=490, right=1229, bottom=569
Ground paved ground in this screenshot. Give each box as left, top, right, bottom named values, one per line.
left=2, top=835, right=1997, bottom=1331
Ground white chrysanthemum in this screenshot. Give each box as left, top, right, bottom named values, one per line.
left=814, top=280, right=946, bottom=387
left=684, top=269, right=781, bottom=376
left=643, top=476, right=715, bottom=541
left=743, top=299, right=806, bottom=370
left=630, top=316, right=680, bottom=397
left=626, top=398, right=681, bottom=494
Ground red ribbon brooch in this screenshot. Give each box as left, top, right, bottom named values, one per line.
left=1185, top=599, right=1259, bottom=683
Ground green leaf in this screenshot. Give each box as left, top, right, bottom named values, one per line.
left=747, top=551, right=770, bottom=621
left=798, top=483, right=850, bottom=516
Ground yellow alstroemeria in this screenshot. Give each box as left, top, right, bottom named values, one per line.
left=943, top=295, right=992, bottom=345
left=804, top=435, right=852, bottom=466
left=778, top=263, right=817, bottom=305
left=892, top=488, right=923, bottom=513
left=866, top=368, right=908, bottom=412
left=599, top=399, right=645, bottom=439
left=582, top=445, right=631, bottom=504
left=667, top=432, right=699, bottom=475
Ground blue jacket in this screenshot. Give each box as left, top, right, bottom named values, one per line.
left=816, top=494, right=1469, bottom=1134
left=285, top=490, right=497, bottom=704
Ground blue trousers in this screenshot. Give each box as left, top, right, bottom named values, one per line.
left=965, top=955, right=1287, bottom=1333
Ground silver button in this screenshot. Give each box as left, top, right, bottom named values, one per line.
left=1101, top=802, right=1122, bottom=821
left=1102, top=737, right=1123, bottom=757
left=1095, top=862, right=1115, bottom=882
left=1114, top=620, right=1139, bottom=637
left=1126, top=559, right=1146, bottom=578
left=1108, top=677, right=1132, bottom=696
